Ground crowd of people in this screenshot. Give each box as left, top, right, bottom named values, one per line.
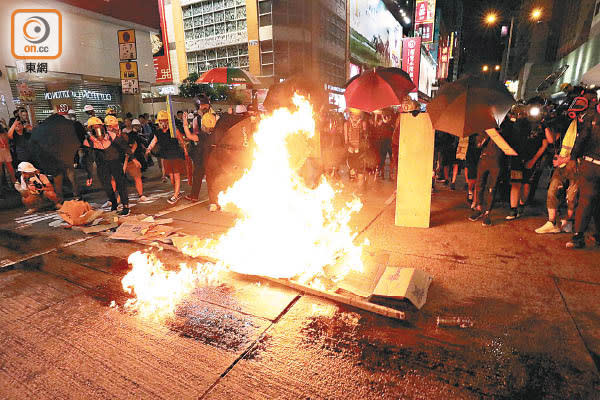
left=1, top=86, right=599, bottom=249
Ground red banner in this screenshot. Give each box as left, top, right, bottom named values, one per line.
left=153, top=0, right=172, bottom=83
left=402, top=37, right=421, bottom=93
left=437, top=40, right=449, bottom=80
left=414, top=0, right=436, bottom=44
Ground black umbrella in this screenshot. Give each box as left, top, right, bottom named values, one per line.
left=29, top=114, right=81, bottom=174
left=263, top=74, right=328, bottom=112
left=427, top=76, right=515, bottom=138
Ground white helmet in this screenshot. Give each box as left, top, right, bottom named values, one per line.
left=83, top=105, right=94, bottom=112
left=17, top=162, right=37, bottom=173
left=131, top=119, right=141, bottom=125
left=68, top=109, right=76, bottom=115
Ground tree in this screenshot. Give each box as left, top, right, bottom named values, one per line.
left=178, top=73, right=233, bottom=103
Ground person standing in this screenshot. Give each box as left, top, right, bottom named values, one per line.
left=373, top=109, right=395, bottom=180
left=468, top=127, right=507, bottom=226
left=145, top=110, right=187, bottom=204
left=181, top=111, right=208, bottom=202
left=561, top=91, right=600, bottom=248
left=83, top=116, right=130, bottom=215
left=0, top=126, right=16, bottom=189
left=344, top=109, right=368, bottom=182
left=535, top=117, right=579, bottom=234
left=7, top=118, right=32, bottom=166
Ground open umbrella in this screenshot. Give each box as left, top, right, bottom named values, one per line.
left=427, top=76, right=515, bottom=138
left=196, top=67, right=260, bottom=86
left=29, top=114, right=81, bottom=174
left=344, top=67, right=415, bottom=112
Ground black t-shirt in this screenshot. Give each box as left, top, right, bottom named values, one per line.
left=155, top=128, right=185, bottom=159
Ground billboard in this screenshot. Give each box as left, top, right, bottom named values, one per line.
left=414, top=0, right=436, bottom=43
left=153, top=0, right=172, bottom=83
left=402, top=37, right=421, bottom=93
left=349, top=0, right=403, bottom=68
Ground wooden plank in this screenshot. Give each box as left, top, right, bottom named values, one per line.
left=262, top=276, right=406, bottom=320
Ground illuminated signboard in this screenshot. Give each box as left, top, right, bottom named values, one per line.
left=402, top=37, right=421, bottom=93
left=349, top=0, right=403, bottom=67
left=414, top=0, right=436, bottom=43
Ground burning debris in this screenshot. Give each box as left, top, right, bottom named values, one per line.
left=119, top=96, right=381, bottom=320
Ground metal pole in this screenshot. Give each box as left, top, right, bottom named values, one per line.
left=503, top=16, right=514, bottom=81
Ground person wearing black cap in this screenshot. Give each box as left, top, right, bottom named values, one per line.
left=560, top=89, right=600, bottom=248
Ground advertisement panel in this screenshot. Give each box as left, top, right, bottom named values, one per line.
left=414, top=0, right=436, bottom=43
left=349, top=0, right=403, bottom=67
left=402, top=37, right=421, bottom=93
left=153, top=0, right=172, bottom=84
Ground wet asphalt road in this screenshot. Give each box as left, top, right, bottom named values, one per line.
left=1, top=166, right=600, bottom=399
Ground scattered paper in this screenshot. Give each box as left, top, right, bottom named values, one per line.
left=371, top=267, right=433, bottom=309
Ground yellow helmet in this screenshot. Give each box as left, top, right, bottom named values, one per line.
left=157, top=110, right=169, bottom=121
left=87, top=116, right=103, bottom=126
left=202, top=112, right=217, bottom=129
left=106, top=107, right=116, bottom=115
left=104, top=115, right=119, bottom=126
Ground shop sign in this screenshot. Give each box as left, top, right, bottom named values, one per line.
left=43, top=89, right=112, bottom=101
left=401, top=37, right=421, bottom=94
left=118, top=29, right=137, bottom=60
left=153, top=0, right=173, bottom=83
left=414, top=0, right=436, bottom=44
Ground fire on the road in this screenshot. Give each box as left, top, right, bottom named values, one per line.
left=120, top=95, right=367, bottom=320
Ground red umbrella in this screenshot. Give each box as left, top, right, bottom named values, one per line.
left=196, top=67, right=260, bottom=86
left=344, top=67, right=415, bottom=112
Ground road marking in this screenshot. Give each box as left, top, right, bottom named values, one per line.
left=155, top=198, right=209, bottom=217
left=0, top=237, right=92, bottom=270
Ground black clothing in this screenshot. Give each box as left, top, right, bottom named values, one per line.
left=476, top=136, right=504, bottom=213
left=572, top=112, right=600, bottom=160
left=574, top=160, right=600, bottom=235
left=97, top=158, right=129, bottom=207
left=155, top=129, right=185, bottom=160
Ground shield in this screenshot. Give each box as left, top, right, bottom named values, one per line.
left=29, top=114, right=82, bottom=174
left=427, top=76, right=515, bottom=138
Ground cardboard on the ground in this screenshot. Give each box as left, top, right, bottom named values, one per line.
left=109, top=221, right=154, bottom=241
left=395, top=112, right=435, bottom=228
left=485, top=128, right=518, bottom=156
left=336, top=254, right=388, bottom=298
left=371, top=267, right=433, bottom=309
left=72, top=222, right=118, bottom=234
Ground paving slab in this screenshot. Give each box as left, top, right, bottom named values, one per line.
left=206, top=292, right=599, bottom=400
left=556, top=279, right=600, bottom=371
left=0, top=269, right=83, bottom=325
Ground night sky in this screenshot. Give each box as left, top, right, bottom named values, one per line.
left=460, top=0, right=524, bottom=74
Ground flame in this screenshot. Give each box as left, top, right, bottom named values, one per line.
left=120, top=251, right=221, bottom=321
left=121, top=95, right=366, bottom=319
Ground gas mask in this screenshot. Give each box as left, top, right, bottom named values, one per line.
left=91, top=125, right=106, bottom=139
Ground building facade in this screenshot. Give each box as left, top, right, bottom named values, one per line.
left=0, top=0, right=157, bottom=123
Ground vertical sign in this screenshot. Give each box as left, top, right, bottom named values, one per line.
left=154, top=0, right=173, bottom=83
left=437, top=36, right=449, bottom=80
left=402, top=37, right=421, bottom=93
left=118, top=29, right=137, bottom=60
left=414, top=0, right=436, bottom=43
left=120, top=61, right=140, bottom=94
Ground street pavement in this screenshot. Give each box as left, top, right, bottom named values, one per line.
left=0, top=165, right=599, bottom=399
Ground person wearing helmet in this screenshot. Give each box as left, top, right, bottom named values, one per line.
left=83, top=116, right=131, bottom=215
left=106, top=107, right=116, bottom=117
left=84, top=105, right=95, bottom=117
left=119, top=118, right=148, bottom=202
left=14, top=161, right=60, bottom=214
left=145, top=110, right=187, bottom=204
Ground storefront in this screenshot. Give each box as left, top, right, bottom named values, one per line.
left=7, top=68, right=124, bottom=123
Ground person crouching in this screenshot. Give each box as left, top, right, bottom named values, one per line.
left=14, top=162, right=61, bottom=214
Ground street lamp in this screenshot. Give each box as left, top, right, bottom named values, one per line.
left=494, top=65, right=501, bottom=71
left=482, top=65, right=490, bottom=72
left=531, top=8, right=542, bottom=21
left=484, top=7, right=543, bottom=80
